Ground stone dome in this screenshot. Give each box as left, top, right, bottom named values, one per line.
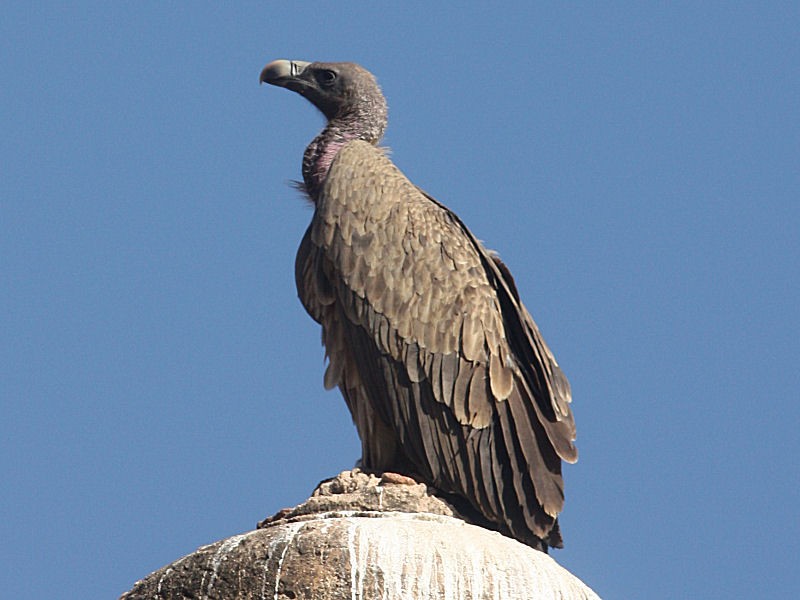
left=120, top=470, right=600, bottom=599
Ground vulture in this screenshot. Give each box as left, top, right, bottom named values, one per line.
left=260, top=59, right=577, bottom=551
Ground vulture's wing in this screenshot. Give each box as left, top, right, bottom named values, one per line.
left=297, top=140, right=576, bottom=546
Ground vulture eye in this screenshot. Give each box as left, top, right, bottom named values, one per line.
left=315, top=69, right=337, bottom=87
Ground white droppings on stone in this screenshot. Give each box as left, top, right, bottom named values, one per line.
left=153, top=546, right=191, bottom=595
left=318, top=519, right=330, bottom=563
left=467, top=539, right=486, bottom=599
left=203, top=532, right=250, bottom=597
left=124, top=508, right=599, bottom=599
left=346, top=520, right=368, bottom=600
left=156, top=566, right=172, bottom=595
left=332, top=512, right=600, bottom=600
left=259, top=520, right=305, bottom=600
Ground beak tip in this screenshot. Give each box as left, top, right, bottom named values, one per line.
left=260, top=59, right=311, bottom=87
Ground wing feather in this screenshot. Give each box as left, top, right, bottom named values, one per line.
left=450, top=359, right=472, bottom=424
left=300, top=140, right=576, bottom=549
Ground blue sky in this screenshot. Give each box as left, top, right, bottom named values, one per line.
left=2, top=3, right=798, bottom=598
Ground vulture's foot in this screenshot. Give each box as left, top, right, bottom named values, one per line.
left=380, top=471, right=419, bottom=486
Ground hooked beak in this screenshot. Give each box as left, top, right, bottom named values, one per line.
left=259, top=59, right=311, bottom=87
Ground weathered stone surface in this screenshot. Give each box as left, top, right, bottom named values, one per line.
left=121, top=470, right=600, bottom=600
left=258, top=470, right=458, bottom=527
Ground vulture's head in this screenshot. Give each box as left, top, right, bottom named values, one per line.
left=260, top=59, right=388, bottom=144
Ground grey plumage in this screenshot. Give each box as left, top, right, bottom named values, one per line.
left=261, top=59, right=577, bottom=551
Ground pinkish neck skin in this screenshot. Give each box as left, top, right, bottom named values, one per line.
left=302, top=130, right=358, bottom=197
left=312, top=137, right=351, bottom=187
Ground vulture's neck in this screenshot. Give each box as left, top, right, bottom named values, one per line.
left=302, top=126, right=357, bottom=198
left=302, top=105, right=387, bottom=199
